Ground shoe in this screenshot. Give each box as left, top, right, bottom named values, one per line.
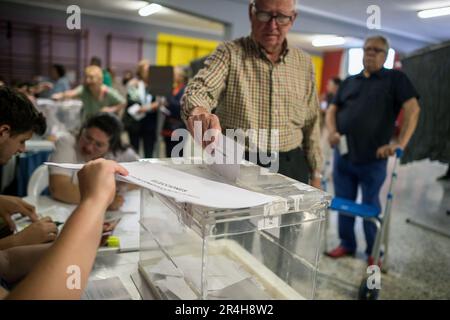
left=326, top=246, right=355, bottom=259
left=367, top=256, right=382, bottom=268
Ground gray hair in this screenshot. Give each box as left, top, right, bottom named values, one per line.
left=251, top=0, right=297, bottom=9
left=365, top=35, right=390, bottom=53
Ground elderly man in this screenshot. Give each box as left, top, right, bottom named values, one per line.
left=326, top=36, right=421, bottom=265
left=182, top=0, right=322, bottom=187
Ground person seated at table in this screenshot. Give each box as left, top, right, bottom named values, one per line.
left=2, top=159, right=129, bottom=299
left=34, top=64, right=71, bottom=98
left=48, top=113, right=139, bottom=210
left=52, top=65, right=126, bottom=122
left=0, top=86, right=59, bottom=249
left=0, top=243, right=51, bottom=292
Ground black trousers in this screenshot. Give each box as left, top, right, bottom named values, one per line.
left=225, top=148, right=311, bottom=283
left=245, top=147, right=310, bottom=183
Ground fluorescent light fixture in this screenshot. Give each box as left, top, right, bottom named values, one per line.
left=418, top=6, right=450, bottom=18
left=138, top=3, right=162, bottom=16
left=348, top=48, right=396, bottom=75
left=312, top=36, right=346, bottom=47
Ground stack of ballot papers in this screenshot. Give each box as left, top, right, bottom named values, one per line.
left=81, top=277, right=132, bottom=300
left=143, top=254, right=272, bottom=299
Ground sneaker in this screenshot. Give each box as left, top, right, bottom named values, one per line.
left=326, top=245, right=355, bottom=259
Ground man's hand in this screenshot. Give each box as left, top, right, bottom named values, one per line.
left=77, top=159, right=129, bottom=210
left=376, top=144, right=402, bottom=159
left=13, top=217, right=59, bottom=245
left=187, top=107, right=222, bottom=149
left=0, top=195, right=39, bottom=232
left=328, top=131, right=341, bottom=147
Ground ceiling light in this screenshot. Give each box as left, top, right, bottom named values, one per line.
left=138, top=3, right=162, bottom=16
left=312, top=36, right=346, bottom=47
left=418, top=6, right=450, bottom=19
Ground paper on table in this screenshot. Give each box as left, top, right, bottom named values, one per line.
left=127, top=103, right=146, bottom=121
left=44, top=161, right=278, bottom=209
left=146, top=258, right=184, bottom=278
left=205, top=133, right=244, bottom=182
left=155, top=276, right=198, bottom=300
left=81, top=277, right=132, bottom=300
left=172, top=255, right=251, bottom=292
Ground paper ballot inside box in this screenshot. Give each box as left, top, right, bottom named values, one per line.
left=44, top=161, right=278, bottom=209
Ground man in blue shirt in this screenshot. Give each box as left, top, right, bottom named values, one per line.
left=325, top=36, right=421, bottom=265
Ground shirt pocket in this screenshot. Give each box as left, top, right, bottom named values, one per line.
left=287, top=86, right=306, bottom=127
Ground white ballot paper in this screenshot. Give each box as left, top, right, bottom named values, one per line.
left=44, top=161, right=277, bottom=209
left=127, top=103, right=146, bottom=121
left=204, top=133, right=245, bottom=182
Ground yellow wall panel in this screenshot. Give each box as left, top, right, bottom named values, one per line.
left=156, top=33, right=219, bottom=66
left=311, top=55, right=323, bottom=94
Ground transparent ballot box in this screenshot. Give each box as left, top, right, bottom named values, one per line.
left=138, top=159, right=331, bottom=300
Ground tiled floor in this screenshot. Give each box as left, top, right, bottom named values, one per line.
left=316, top=158, right=450, bottom=299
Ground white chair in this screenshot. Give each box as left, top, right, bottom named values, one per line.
left=27, top=165, right=49, bottom=196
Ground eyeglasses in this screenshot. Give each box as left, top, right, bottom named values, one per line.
left=80, top=130, right=108, bottom=150
left=251, top=2, right=296, bottom=26
left=364, top=46, right=387, bottom=54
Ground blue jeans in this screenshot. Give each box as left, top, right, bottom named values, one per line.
left=333, top=149, right=387, bottom=255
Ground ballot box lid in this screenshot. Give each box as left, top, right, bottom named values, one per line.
left=139, top=158, right=331, bottom=232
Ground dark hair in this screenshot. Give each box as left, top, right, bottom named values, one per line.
left=52, top=64, right=66, bottom=78
left=0, top=86, right=46, bottom=136
left=331, top=77, right=342, bottom=86
left=81, top=113, right=126, bottom=155
left=90, top=56, right=102, bottom=67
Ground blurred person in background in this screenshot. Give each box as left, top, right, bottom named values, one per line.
left=48, top=112, right=138, bottom=211
left=326, top=35, right=421, bottom=265
left=123, top=59, right=160, bottom=158
left=161, top=66, right=188, bottom=157
left=52, top=65, right=126, bottom=122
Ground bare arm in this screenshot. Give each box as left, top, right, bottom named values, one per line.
left=325, top=104, right=341, bottom=147
left=100, top=102, right=126, bottom=114
left=49, top=174, right=80, bottom=204
left=52, top=88, right=80, bottom=100
left=397, top=97, right=421, bottom=149
left=376, top=97, right=421, bottom=158
left=6, top=160, right=128, bottom=300
left=0, top=218, right=57, bottom=250
left=0, top=243, right=51, bottom=284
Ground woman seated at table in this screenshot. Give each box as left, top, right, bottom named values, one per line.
left=52, top=65, right=126, bottom=122
left=48, top=113, right=139, bottom=210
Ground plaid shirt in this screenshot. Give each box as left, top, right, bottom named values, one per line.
left=182, top=36, right=322, bottom=172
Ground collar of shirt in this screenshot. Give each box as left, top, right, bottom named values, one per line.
left=247, top=35, right=290, bottom=64
left=357, top=67, right=388, bottom=79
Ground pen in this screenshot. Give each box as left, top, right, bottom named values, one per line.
left=53, top=221, right=64, bottom=227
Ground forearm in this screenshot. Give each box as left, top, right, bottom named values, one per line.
left=325, top=104, right=338, bottom=134
left=0, top=243, right=51, bottom=284
left=302, top=114, right=323, bottom=173
left=181, top=45, right=230, bottom=122
left=49, top=178, right=81, bottom=204
left=6, top=199, right=107, bottom=300
left=0, top=235, right=18, bottom=250
left=398, top=99, right=420, bottom=149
